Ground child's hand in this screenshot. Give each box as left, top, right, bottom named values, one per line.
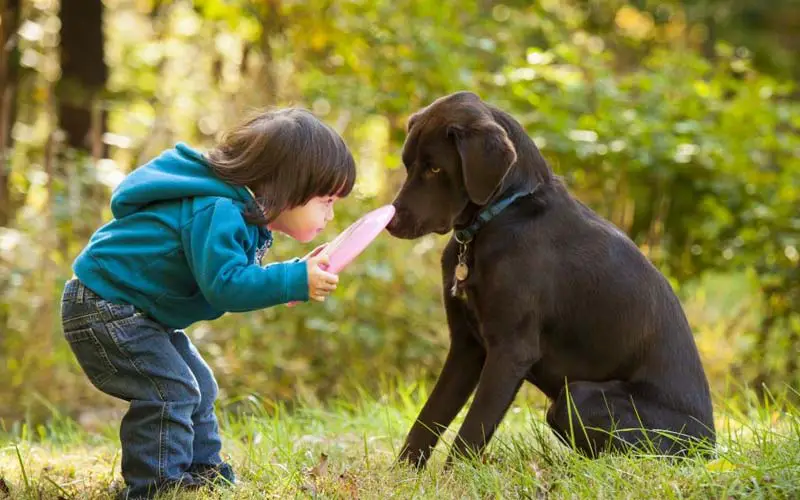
left=306, top=252, right=338, bottom=302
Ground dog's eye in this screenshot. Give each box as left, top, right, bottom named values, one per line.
left=430, top=167, right=441, bottom=174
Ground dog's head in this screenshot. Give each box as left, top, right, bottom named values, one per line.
left=387, top=91, right=519, bottom=239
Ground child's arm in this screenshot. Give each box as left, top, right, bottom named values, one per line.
left=181, top=199, right=309, bottom=311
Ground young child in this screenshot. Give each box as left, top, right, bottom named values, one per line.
left=60, top=108, right=356, bottom=499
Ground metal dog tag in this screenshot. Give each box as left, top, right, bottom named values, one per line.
left=450, top=277, right=462, bottom=297
left=451, top=241, right=470, bottom=297
left=455, top=262, right=469, bottom=281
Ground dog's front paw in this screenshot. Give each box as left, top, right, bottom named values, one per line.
left=396, top=445, right=431, bottom=470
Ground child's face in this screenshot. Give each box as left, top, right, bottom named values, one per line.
left=269, top=196, right=339, bottom=243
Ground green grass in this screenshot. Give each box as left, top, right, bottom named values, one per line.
left=1, top=382, right=799, bottom=499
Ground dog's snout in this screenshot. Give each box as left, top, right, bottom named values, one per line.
left=386, top=207, right=403, bottom=232
left=386, top=216, right=398, bottom=232
left=387, top=204, right=415, bottom=238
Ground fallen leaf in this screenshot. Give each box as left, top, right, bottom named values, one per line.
left=337, top=471, right=359, bottom=498
left=309, top=452, right=329, bottom=478
left=706, top=457, right=737, bottom=472
left=300, top=452, right=329, bottom=496
left=300, top=482, right=317, bottom=496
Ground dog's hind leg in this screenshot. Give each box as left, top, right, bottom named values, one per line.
left=545, top=380, right=715, bottom=458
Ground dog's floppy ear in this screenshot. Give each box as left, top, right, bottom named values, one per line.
left=449, top=119, right=517, bottom=205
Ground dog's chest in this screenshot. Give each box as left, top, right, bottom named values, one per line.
left=449, top=256, right=488, bottom=341
left=446, top=239, right=501, bottom=341
left=458, top=284, right=494, bottom=347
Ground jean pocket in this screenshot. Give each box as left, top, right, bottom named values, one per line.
left=99, top=300, right=137, bottom=319
left=65, top=327, right=118, bottom=389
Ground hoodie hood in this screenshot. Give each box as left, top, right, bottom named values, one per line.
left=110, top=143, right=254, bottom=218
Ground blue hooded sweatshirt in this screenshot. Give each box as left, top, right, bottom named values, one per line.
left=73, top=143, right=309, bottom=329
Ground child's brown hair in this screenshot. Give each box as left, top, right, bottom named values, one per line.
left=207, top=108, right=356, bottom=225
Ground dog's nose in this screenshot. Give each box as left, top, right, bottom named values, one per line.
left=386, top=207, right=402, bottom=233
left=386, top=215, right=398, bottom=232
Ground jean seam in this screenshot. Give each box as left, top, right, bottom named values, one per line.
left=109, top=312, right=144, bottom=328
left=159, top=401, right=168, bottom=482
left=131, top=355, right=166, bottom=400
left=105, top=307, right=168, bottom=401
left=64, top=326, right=118, bottom=388
left=62, top=312, right=103, bottom=328
left=87, top=328, right=117, bottom=387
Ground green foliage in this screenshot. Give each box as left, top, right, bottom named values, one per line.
left=0, top=0, right=798, bottom=421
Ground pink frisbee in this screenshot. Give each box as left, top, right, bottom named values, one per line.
left=286, top=204, right=395, bottom=307
left=321, top=204, right=396, bottom=273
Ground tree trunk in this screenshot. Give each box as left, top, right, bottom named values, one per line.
left=752, top=283, right=779, bottom=398
left=57, top=0, right=107, bottom=240
left=786, top=319, right=799, bottom=393
left=258, top=0, right=284, bottom=106
left=0, top=0, right=21, bottom=227
left=702, top=12, right=717, bottom=62
left=57, top=0, right=107, bottom=153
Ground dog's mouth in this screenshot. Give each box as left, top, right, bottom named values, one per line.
left=386, top=221, right=427, bottom=240
left=386, top=211, right=451, bottom=239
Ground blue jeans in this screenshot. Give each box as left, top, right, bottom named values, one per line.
left=60, top=279, right=227, bottom=498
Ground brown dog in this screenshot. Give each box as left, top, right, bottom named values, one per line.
left=386, top=91, right=715, bottom=467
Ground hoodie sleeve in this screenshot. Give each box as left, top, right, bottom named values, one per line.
left=181, top=199, right=309, bottom=311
